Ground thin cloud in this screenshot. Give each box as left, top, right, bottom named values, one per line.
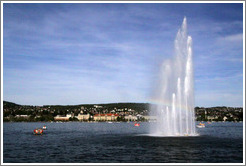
left=220, top=33, right=243, bottom=42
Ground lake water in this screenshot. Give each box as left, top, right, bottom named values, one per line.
left=3, top=122, right=243, bottom=163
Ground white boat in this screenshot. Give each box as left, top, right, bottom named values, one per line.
left=42, top=126, right=47, bottom=130
left=196, top=123, right=205, bottom=128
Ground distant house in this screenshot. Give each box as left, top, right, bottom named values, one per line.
left=15, top=115, right=30, bottom=118
left=35, top=115, right=41, bottom=119
left=66, top=113, right=74, bottom=118
left=94, top=105, right=103, bottom=108
left=124, top=115, right=137, bottom=121
left=94, top=113, right=119, bottom=121
left=143, top=116, right=157, bottom=121
left=54, top=115, right=69, bottom=121
left=223, top=116, right=228, bottom=121
left=207, top=116, right=218, bottom=121
left=77, top=113, right=90, bottom=121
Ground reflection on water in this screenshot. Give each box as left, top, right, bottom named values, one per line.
left=3, top=122, right=243, bottom=163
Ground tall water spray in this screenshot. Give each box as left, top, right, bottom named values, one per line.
left=150, top=17, right=196, bottom=136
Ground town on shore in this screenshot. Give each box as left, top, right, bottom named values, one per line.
left=3, top=101, right=243, bottom=122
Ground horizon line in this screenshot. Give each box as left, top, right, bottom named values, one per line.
left=3, top=100, right=243, bottom=108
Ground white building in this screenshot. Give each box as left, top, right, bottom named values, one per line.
left=143, top=116, right=157, bottom=121
left=223, top=116, right=228, bottom=121
left=77, top=113, right=90, bottom=121
left=15, top=115, right=30, bottom=118
left=124, top=115, right=137, bottom=121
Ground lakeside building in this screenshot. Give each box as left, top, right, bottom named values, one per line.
left=94, top=113, right=119, bottom=121
left=66, top=113, right=75, bottom=118
left=124, top=115, right=137, bottom=121
left=94, top=105, right=103, bottom=108
left=207, top=116, right=219, bottom=121
left=15, top=115, right=30, bottom=118
left=77, top=113, right=90, bottom=121
left=223, top=116, right=228, bottom=121
left=54, top=115, right=69, bottom=121
left=142, top=116, right=157, bottom=121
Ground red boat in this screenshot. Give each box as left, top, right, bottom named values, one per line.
left=33, top=128, right=43, bottom=135
left=134, top=123, right=140, bottom=127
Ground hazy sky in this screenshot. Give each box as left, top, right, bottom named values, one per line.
left=3, top=3, right=243, bottom=107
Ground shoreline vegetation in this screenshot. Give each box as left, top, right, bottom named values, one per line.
left=3, top=101, right=243, bottom=123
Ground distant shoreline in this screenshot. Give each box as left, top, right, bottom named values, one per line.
left=3, top=101, right=243, bottom=122
left=3, top=121, right=243, bottom=123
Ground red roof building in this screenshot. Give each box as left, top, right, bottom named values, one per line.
left=93, top=113, right=119, bottom=121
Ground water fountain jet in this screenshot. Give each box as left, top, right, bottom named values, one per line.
left=150, top=17, right=197, bottom=137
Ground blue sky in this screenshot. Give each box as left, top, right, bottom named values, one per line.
left=3, top=3, right=244, bottom=107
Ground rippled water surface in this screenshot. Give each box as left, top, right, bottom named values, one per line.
left=3, top=122, right=243, bottom=163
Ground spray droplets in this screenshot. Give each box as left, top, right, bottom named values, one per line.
left=150, top=17, right=196, bottom=136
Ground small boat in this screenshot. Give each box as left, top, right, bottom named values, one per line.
left=107, top=122, right=113, bottom=123
left=196, top=123, right=205, bottom=128
left=33, top=128, right=44, bottom=135
left=134, top=123, right=140, bottom=127
left=42, top=126, right=47, bottom=130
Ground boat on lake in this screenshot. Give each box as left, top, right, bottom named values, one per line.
left=43, top=125, right=47, bottom=130
left=196, top=122, right=205, bottom=128
left=33, top=128, right=43, bottom=135
left=134, top=123, right=140, bottom=127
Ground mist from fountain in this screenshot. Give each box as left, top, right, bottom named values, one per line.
left=150, top=17, right=197, bottom=136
